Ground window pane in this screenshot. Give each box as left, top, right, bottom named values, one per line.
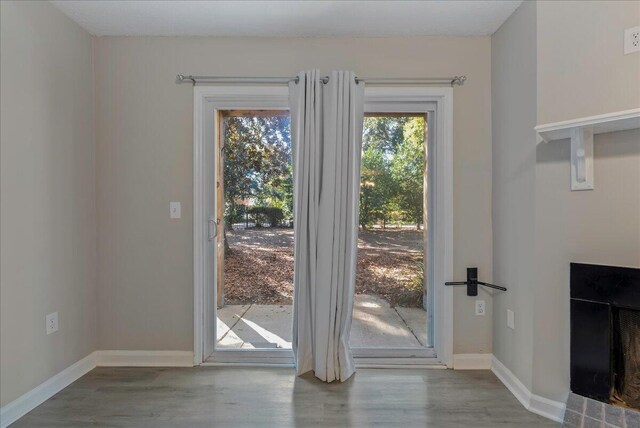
left=216, top=111, right=293, bottom=350
left=351, top=114, right=429, bottom=348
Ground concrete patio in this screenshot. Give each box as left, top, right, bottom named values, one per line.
left=217, top=294, right=427, bottom=349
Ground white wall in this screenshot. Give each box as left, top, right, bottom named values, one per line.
left=0, top=1, right=96, bottom=406
left=93, top=36, right=494, bottom=353
left=491, top=0, right=537, bottom=391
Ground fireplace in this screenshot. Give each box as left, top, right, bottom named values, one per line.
left=570, top=263, right=640, bottom=411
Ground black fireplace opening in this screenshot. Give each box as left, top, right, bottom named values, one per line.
left=612, top=307, right=640, bottom=409
left=570, top=263, right=640, bottom=411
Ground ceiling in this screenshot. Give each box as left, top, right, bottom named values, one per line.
left=50, top=1, right=523, bottom=37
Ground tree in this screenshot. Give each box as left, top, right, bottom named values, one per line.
left=391, top=117, right=426, bottom=229
left=360, top=146, right=384, bottom=229
left=223, top=115, right=291, bottom=222
left=222, top=114, right=292, bottom=251
left=359, top=144, right=398, bottom=229
left=362, top=116, right=409, bottom=153
left=247, top=206, right=284, bottom=227
left=360, top=116, right=411, bottom=229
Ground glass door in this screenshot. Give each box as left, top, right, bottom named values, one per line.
left=351, top=113, right=433, bottom=354
left=215, top=110, right=295, bottom=352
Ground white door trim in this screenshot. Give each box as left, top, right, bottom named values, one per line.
left=193, top=85, right=453, bottom=367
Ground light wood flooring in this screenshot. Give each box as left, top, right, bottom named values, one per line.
left=13, top=367, right=560, bottom=427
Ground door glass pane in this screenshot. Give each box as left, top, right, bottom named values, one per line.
left=216, top=110, right=293, bottom=350
left=351, top=114, right=429, bottom=348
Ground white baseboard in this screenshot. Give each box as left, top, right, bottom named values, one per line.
left=96, top=350, right=194, bottom=367
left=0, top=350, right=194, bottom=428
left=0, top=351, right=98, bottom=428
left=529, top=392, right=567, bottom=423
left=452, top=353, right=492, bottom=370
left=491, top=355, right=566, bottom=423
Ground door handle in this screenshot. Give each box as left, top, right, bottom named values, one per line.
left=208, top=217, right=217, bottom=241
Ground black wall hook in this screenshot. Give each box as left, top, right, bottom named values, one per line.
left=445, top=267, right=507, bottom=296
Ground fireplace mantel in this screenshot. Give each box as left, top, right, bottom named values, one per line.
left=535, top=108, right=640, bottom=191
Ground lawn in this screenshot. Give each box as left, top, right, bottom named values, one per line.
left=223, top=227, right=424, bottom=307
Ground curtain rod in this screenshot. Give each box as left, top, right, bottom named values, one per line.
left=176, top=74, right=466, bottom=87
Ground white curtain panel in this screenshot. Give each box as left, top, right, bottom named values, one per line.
left=289, top=70, right=365, bottom=382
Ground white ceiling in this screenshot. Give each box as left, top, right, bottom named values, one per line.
left=50, top=1, right=523, bottom=37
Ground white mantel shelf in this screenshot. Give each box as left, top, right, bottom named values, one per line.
left=535, top=109, right=640, bottom=191
left=535, top=108, right=640, bottom=143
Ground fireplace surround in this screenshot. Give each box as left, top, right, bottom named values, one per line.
left=568, top=262, right=640, bottom=426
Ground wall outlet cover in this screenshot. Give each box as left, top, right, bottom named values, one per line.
left=624, top=26, right=640, bottom=55
left=475, top=300, right=486, bottom=316
left=507, top=309, right=515, bottom=330
left=46, top=312, right=58, bottom=335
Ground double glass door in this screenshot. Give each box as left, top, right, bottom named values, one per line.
left=212, top=109, right=433, bottom=359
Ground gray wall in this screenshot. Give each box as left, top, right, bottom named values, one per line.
left=533, top=130, right=640, bottom=402
left=537, top=0, right=640, bottom=124
left=532, top=0, right=640, bottom=402
left=491, top=0, right=640, bottom=404
left=491, top=0, right=537, bottom=391
left=93, top=36, right=494, bottom=353
left=0, top=1, right=96, bottom=406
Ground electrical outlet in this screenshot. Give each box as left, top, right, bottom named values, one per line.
left=624, top=26, right=640, bottom=55
left=46, top=312, right=58, bottom=335
left=507, top=309, right=515, bottom=330
left=475, top=300, right=486, bottom=316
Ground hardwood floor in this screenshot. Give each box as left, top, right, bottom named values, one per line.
left=14, top=367, right=559, bottom=427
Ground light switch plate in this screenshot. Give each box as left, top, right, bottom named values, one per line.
left=507, top=309, right=515, bottom=330
left=170, top=202, right=181, bottom=219
left=46, top=312, right=58, bottom=335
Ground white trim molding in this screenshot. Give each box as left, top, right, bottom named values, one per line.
left=96, top=350, right=194, bottom=367
left=491, top=356, right=566, bottom=423
left=0, top=352, right=98, bottom=428
left=535, top=108, right=640, bottom=143
left=535, top=108, right=640, bottom=191
left=452, top=353, right=492, bottom=370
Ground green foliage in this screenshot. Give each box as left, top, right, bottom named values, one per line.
left=247, top=206, right=285, bottom=227
left=222, top=115, right=293, bottom=227
left=362, top=116, right=407, bottom=153
left=360, top=146, right=397, bottom=228
left=222, top=114, right=425, bottom=232
left=360, top=116, right=426, bottom=229
left=391, top=117, right=425, bottom=228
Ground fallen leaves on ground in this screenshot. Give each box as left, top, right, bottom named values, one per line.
left=223, top=228, right=424, bottom=307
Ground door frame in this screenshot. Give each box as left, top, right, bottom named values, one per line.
left=193, top=85, right=290, bottom=365
left=354, top=86, right=453, bottom=366
left=193, top=85, right=453, bottom=367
